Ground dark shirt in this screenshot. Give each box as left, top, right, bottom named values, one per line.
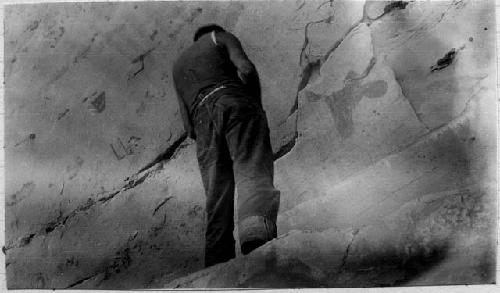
left=172, top=31, right=261, bottom=139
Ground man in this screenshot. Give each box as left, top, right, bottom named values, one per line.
left=172, top=24, right=280, bottom=267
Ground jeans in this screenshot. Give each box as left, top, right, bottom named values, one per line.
left=192, top=88, right=280, bottom=267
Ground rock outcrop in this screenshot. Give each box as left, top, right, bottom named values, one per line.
left=4, top=0, right=496, bottom=288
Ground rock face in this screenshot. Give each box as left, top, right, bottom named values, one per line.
left=4, top=0, right=496, bottom=289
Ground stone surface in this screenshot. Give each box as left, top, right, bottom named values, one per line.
left=4, top=0, right=496, bottom=289
left=167, top=183, right=496, bottom=288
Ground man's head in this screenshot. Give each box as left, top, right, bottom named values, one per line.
left=193, top=24, right=225, bottom=42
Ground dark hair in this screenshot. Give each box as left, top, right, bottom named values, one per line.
left=193, top=24, right=225, bottom=42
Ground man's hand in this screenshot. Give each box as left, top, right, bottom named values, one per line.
left=217, top=31, right=262, bottom=103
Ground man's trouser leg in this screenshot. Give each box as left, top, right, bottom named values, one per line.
left=194, top=99, right=236, bottom=268
left=194, top=90, right=280, bottom=267
left=214, top=92, right=280, bottom=255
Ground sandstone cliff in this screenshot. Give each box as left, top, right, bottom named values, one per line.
left=4, top=0, right=496, bottom=288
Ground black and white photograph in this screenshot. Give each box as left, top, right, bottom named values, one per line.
left=2, top=0, right=498, bottom=289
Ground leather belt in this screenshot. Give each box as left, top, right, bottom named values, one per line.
left=198, top=85, right=227, bottom=107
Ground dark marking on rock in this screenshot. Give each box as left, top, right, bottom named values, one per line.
left=431, top=48, right=457, bottom=72
left=67, top=156, right=84, bottom=180
left=186, top=8, right=203, bottom=23
left=20, top=233, right=36, bottom=246
left=383, top=1, right=409, bottom=14
left=88, top=91, right=106, bottom=113
left=65, top=273, right=99, bottom=289
left=273, top=131, right=298, bottom=161
left=7, top=181, right=35, bottom=206
left=295, top=0, right=306, bottom=11
left=136, top=101, right=147, bottom=115
left=35, top=272, right=46, bottom=288
left=128, top=136, right=141, bottom=143
left=324, top=79, right=387, bottom=139
left=188, top=204, right=203, bottom=218
left=150, top=29, right=158, bottom=41
left=2, top=246, right=7, bottom=255
left=60, top=181, right=65, bottom=195
left=138, top=133, right=188, bottom=173
left=483, top=27, right=487, bottom=30
left=129, top=48, right=155, bottom=80
left=65, top=256, right=79, bottom=267
left=11, top=56, right=16, bottom=63
left=306, top=91, right=323, bottom=102
left=29, top=133, right=36, bottom=140
left=74, top=45, right=91, bottom=64
left=110, top=143, right=125, bottom=160
left=27, top=20, right=39, bottom=32
left=469, top=37, right=473, bottom=42
left=153, top=196, right=175, bottom=216
left=57, top=108, right=70, bottom=120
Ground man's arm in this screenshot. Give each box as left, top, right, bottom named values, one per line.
left=216, top=31, right=262, bottom=104
left=173, top=81, right=196, bottom=140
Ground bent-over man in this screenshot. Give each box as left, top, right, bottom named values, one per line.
left=172, top=24, right=280, bottom=267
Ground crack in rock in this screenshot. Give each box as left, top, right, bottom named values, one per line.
left=68, top=211, right=172, bottom=288
left=338, top=228, right=360, bottom=274
left=369, top=1, right=409, bottom=21
left=65, top=272, right=102, bottom=289
left=394, top=76, right=430, bottom=131
left=57, top=108, right=70, bottom=120
left=273, top=131, right=298, bottom=161
left=138, top=132, right=188, bottom=173
left=5, top=132, right=189, bottom=253
left=152, top=196, right=175, bottom=216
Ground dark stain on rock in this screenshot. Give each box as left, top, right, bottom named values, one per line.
left=7, top=181, right=35, bottom=206
left=188, top=204, right=203, bottom=218
left=34, top=272, right=46, bottom=288
left=74, top=44, right=91, bottom=64
left=128, top=48, right=155, bottom=80
left=383, top=1, right=409, bottom=14
left=469, top=37, right=473, bottom=42
left=110, top=136, right=143, bottom=160
left=136, top=101, right=147, bottom=116
left=27, top=20, right=39, bottom=32
left=20, top=233, right=36, bottom=247
left=65, top=256, right=79, bottom=267
left=67, top=156, right=84, bottom=180
left=88, top=91, right=106, bottom=113
left=324, top=79, right=387, bottom=139
left=431, top=48, right=458, bottom=72
left=29, top=133, right=36, bottom=140
left=153, top=196, right=175, bottom=216
left=57, top=108, right=70, bottom=120
left=187, top=8, right=203, bottom=23
left=306, top=91, right=323, bottom=102
left=150, top=29, right=158, bottom=41
left=11, top=56, right=16, bottom=64
left=239, top=246, right=326, bottom=288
